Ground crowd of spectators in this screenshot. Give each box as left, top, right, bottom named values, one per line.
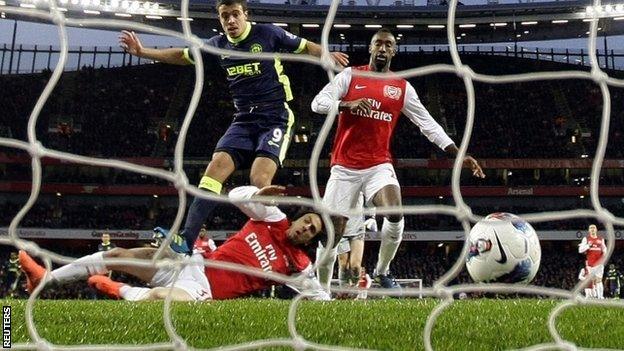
left=1, top=52, right=623, bottom=160
left=0, top=202, right=247, bottom=230
left=1, top=52, right=623, bottom=193
left=2, top=157, right=623, bottom=188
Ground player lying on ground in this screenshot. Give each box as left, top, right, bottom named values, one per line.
left=20, top=186, right=334, bottom=301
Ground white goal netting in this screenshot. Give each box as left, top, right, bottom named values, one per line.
left=1, top=0, right=624, bottom=350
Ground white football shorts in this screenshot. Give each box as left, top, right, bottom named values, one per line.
left=343, top=196, right=365, bottom=238
left=587, top=264, right=605, bottom=279
left=324, top=163, right=400, bottom=221
left=150, top=253, right=212, bottom=301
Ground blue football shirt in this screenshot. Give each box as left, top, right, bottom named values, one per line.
left=184, top=22, right=307, bottom=108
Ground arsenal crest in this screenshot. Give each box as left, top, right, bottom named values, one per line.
left=383, top=85, right=402, bottom=100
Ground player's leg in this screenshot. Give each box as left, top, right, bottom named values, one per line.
left=249, top=156, right=278, bottom=188
left=588, top=281, right=596, bottom=298
left=175, top=118, right=256, bottom=253
left=252, top=103, right=295, bottom=188
left=337, top=244, right=351, bottom=287
left=20, top=248, right=174, bottom=292
left=88, top=275, right=193, bottom=301
left=92, top=252, right=210, bottom=301
left=172, top=151, right=235, bottom=253
left=348, top=235, right=365, bottom=284
left=592, top=264, right=605, bottom=299
left=317, top=172, right=362, bottom=289
left=20, top=249, right=111, bottom=292
left=365, top=164, right=403, bottom=287
left=316, top=242, right=338, bottom=291
left=103, top=247, right=178, bottom=282
left=594, top=279, right=604, bottom=299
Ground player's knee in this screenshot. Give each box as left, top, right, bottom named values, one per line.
left=332, top=216, right=347, bottom=237
left=383, top=218, right=404, bottom=242
left=206, top=153, right=235, bottom=179
left=249, top=172, right=272, bottom=188
left=386, top=214, right=403, bottom=224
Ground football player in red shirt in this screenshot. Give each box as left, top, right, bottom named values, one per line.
left=19, top=185, right=332, bottom=301
left=193, top=225, right=217, bottom=255
left=578, top=224, right=607, bottom=299
left=311, top=28, right=484, bottom=289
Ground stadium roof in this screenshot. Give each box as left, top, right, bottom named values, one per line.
left=2, top=0, right=624, bottom=44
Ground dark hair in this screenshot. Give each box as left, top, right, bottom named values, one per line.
left=374, top=28, right=395, bottom=38
left=291, top=207, right=346, bottom=248
left=216, top=0, right=248, bottom=11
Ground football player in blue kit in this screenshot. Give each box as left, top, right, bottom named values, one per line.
left=119, top=0, right=348, bottom=253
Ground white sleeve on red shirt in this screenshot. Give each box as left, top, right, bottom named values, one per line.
left=578, top=269, right=586, bottom=280
left=228, top=186, right=287, bottom=223
left=207, top=239, right=217, bottom=252
left=601, top=240, right=607, bottom=254
left=578, top=237, right=590, bottom=253
left=402, top=82, right=455, bottom=151
left=311, top=67, right=352, bottom=114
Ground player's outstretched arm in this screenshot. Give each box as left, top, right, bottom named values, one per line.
left=311, top=68, right=352, bottom=114
left=578, top=237, right=590, bottom=253
left=444, top=144, right=485, bottom=179
left=119, top=31, right=190, bottom=66
left=229, top=185, right=287, bottom=222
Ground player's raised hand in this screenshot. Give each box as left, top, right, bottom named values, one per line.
left=340, top=98, right=372, bottom=116
left=119, top=30, right=143, bottom=56
left=256, top=185, right=286, bottom=197
left=464, top=155, right=485, bottom=178
left=330, top=52, right=349, bottom=67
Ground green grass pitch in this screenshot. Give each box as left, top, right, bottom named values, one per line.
left=2, top=298, right=622, bottom=350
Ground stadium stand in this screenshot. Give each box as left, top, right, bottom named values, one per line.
left=1, top=53, right=623, bottom=160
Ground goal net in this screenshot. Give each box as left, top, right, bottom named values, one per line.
left=0, top=0, right=623, bottom=350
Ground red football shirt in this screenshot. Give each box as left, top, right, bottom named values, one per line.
left=312, top=66, right=454, bottom=169
left=203, top=218, right=311, bottom=299
left=193, top=237, right=216, bottom=254
left=585, top=235, right=605, bottom=267
left=330, top=65, right=407, bottom=169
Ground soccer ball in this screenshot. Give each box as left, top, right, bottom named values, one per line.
left=466, top=212, right=541, bottom=283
